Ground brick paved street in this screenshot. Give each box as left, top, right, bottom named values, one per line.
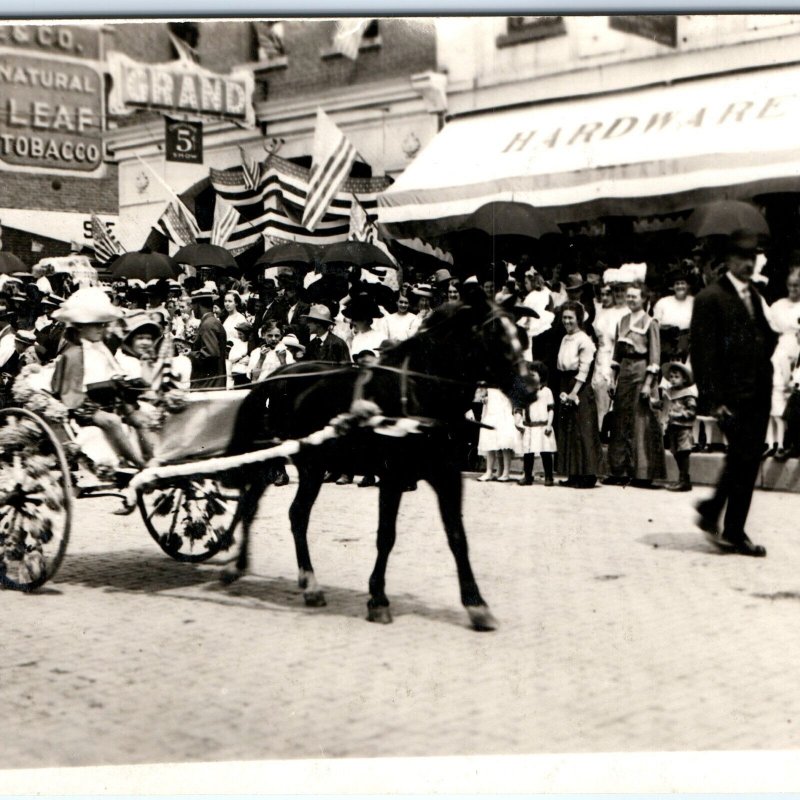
left=3, top=472, right=800, bottom=774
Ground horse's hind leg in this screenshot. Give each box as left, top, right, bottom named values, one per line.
left=427, top=466, right=497, bottom=631
left=220, top=469, right=269, bottom=585
left=367, top=478, right=403, bottom=624
left=290, top=462, right=326, bottom=606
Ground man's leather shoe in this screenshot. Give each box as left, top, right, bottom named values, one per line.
left=273, top=472, right=289, bottom=487
left=357, top=475, right=377, bottom=487
left=323, top=471, right=337, bottom=483
left=335, top=475, right=353, bottom=485
left=695, top=501, right=719, bottom=535
left=705, top=530, right=766, bottom=557
left=602, top=475, right=628, bottom=486
left=667, top=481, right=692, bottom=492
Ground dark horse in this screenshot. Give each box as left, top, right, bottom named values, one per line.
left=223, top=286, right=537, bottom=631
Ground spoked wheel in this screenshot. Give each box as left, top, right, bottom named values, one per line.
left=137, top=478, right=243, bottom=562
left=0, top=408, right=72, bottom=591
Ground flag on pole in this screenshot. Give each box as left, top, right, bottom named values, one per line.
left=348, top=195, right=376, bottom=242
left=168, top=30, right=199, bottom=64
left=91, top=213, right=125, bottom=264
left=302, top=108, right=357, bottom=233
left=155, top=202, right=198, bottom=248
left=135, top=154, right=202, bottom=239
left=332, top=19, right=372, bottom=60
left=254, top=20, right=285, bottom=60
left=238, top=145, right=261, bottom=191
left=211, top=196, right=239, bottom=247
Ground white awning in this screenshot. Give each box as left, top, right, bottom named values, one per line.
left=0, top=209, right=118, bottom=247
left=378, top=64, right=800, bottom=237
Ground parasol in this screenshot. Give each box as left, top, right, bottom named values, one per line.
left=0, top=253, right=28, bottom=275
left=321, top=240, right=396, bottom=269
left=110, top=252, right=179, bottom=282
left=683, top=200, right=770, bottom=239
left=255, top=241, right=318, bottom=268
left=173, top=243, right=238, bottom=271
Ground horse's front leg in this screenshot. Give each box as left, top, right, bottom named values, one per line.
left=367, top=477, right=403, bottom=624
left=220, top=469, right=269, bottom=585
left=427, top=465, right=497, bottom=631
left=290, top=461, right=326, bottom=606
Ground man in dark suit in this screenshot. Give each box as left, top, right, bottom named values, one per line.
left=302, top=304, right=351, bottom=362
left=271, top=273, right=310, bottom=344
left=188, top=289, right=227, bottom=389
left=690, top=232, right=777, bottom=557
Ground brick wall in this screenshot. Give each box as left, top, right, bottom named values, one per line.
left=0, top=163, right=118, bottom=214
left=106, top=19, right=438, bottom=105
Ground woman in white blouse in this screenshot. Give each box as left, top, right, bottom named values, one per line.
left=555, top=301, right=603, bottom=488
left=220, top=291, right=248, bottom=344
left=652, top=269, right=694, bottom=363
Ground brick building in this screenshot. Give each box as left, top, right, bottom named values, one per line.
left=102, top=19, right=442, bottom=251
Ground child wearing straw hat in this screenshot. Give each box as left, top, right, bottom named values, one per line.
left=662, top=361, right=698, bottom=492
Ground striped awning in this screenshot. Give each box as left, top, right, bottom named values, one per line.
left=378, top=64, right=800, bottom=238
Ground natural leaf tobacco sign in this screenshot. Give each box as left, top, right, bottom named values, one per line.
left=0, top=25, right=105, bottom=176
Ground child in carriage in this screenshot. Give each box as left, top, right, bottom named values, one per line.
left=50, top=288, right=156, bottom=471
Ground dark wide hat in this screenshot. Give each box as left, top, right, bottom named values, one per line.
left=343, top=293, right=383, bottom=322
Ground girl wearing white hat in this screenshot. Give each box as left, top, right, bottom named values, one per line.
left=50, top=288, right=153, bottom=472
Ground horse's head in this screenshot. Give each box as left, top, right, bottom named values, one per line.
left=456, top=285, right=539, bottom=409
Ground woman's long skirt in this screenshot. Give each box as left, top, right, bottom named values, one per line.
left=608, top=358, right=666, bottom=480
left=556, top=370, right=602, bottom=478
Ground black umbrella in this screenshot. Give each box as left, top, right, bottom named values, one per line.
left=321, top=240, right=396, bottom=269
left=255, top=241, right=318, bottom=268
left=683, top=200, right=770, bottom=239
left=462, top=201, right=562, bottom=238
left=0, top=253, right=28, bottom=275
left=110, top=252, right=179, bottom=282
left=174, top=243, right=238, bottom=271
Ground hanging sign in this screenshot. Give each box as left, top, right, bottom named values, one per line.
left=609, top=16, right=678, bottom=48
left=107, top=50, right=255, bottom=127
left=0, top=24, right=105, bottom=176
left=165, top=117, right=203, bottom=163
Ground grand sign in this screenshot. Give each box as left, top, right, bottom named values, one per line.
left=0, top=25, right=104, bottom=175
left=107, top=51, right=255, bottom=127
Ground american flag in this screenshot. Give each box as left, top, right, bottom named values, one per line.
left=208, top=151, right=389, bottom=252
left=253, top=20, right=285, bottom=59
left=302, top=109, right=357, bottom=233
left=211, top=196, right=239, bottom=247
left=238, top=145, right=261, bottom=191
left=91, top=214, right=125, bottom=264
left=332, top=19, right=372, bottom=60
left=154, top=202, right=198, bottom=249
left=348, top=194, right=376, bottom=242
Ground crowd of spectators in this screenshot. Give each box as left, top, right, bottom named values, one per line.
left=1, top=239, right=799, bottom=492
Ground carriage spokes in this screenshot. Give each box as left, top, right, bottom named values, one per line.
left=0, top=408, right=72, bottom=592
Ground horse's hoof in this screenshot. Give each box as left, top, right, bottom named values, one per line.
left=367, top=605, right=393, bottom=624
left=304, top=591, right=327, bottom=607
left=219, top=566, right=242, bottom=586
left=467, top=605, right=498, bottom=632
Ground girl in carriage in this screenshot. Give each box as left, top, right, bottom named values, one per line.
left=50, top=288, right=156, bottom=470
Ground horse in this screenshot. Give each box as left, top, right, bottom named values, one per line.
left=223, top=285, right=537, bottom=631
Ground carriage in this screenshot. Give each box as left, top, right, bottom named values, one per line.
left=0, top=376, right=253, bottom=592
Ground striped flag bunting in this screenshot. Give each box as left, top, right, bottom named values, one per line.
left=91, top=213, right=125, bottom=264
left=211, top=196, right=239, bottom=247
left=208, top=151, right=390, bottom=252
left=302, top=109, right=357, bottom=233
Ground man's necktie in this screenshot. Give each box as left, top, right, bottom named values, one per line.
left=741, top=287, right=755, bottom=318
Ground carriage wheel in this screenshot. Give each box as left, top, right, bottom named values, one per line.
left=0, top=408, right=72, bottom=592
left=137, top=478, right=243, bottom=563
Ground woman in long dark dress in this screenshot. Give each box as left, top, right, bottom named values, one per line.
left=604, top=282, right=666, bottom=487
left=555, top=301, right=602, bottom=488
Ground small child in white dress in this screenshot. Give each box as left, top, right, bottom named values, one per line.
left=514, top=361, right=557, bottom=485
left=477, top=386, right=520, bottom=482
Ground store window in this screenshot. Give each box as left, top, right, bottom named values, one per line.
left=496, top=16, right=567, bottom=48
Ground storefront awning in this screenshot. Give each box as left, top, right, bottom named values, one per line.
left=378, top=64, right=800, bottom=238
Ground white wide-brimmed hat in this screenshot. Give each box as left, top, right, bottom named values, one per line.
left=51, top=287, right=125, bottom=325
